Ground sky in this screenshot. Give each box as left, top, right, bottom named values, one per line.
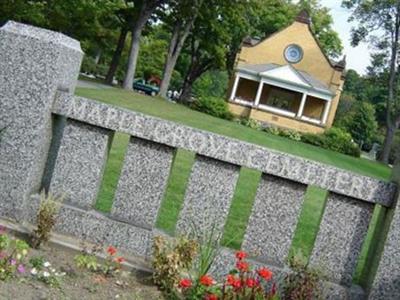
left=319, top=0, right=372, bottom=74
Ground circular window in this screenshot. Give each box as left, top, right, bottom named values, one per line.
left=284, top=44, right=303, bottom=63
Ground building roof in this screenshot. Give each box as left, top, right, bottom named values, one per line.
left=237, top=63, right=335, bottom=97
left=241, top=10, right=346, bottom=72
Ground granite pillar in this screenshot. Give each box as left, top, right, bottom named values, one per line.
left=111, top=137, right=175, bottom=229
left=369, top=198, right=400, bottom=299
left=309, top=193, right=373, bottom=286
left=0, top=21, right=83, bottom=220
left=49, top=120, right=113, bottom=208
left=241, top=174, right=307, bottom=265
left=176, top=155, right=240, bottom=237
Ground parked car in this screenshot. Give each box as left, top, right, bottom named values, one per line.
left=133, top=79, right=159, bottom=96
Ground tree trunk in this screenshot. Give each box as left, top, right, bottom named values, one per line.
left=159, top=5, right=200, bottom=98
left=105, top=27, right=128, bottom=85
left=159, top=26, right=181, bottom=98
left=122, top=0, right=159, bottom=90
left=122, top=25, right=144, bottom=89
left=379, top=6, right=400, bottom=163
left=380, top=124, right=396, bottom=163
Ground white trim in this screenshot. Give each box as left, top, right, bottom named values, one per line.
left=258, top=104, right=296, bottom=118
left=322, top=100, right=332, bottom=124
left=230, top=75, right=240, bottom=100
left=307, top=90, right=332, bottom=101
left=236, top=72, right=259, bottom=82
left=233, top=98, right=254, bottom=107
left=297, top=93, right=307, bottom=117
left=254, top=81, right=264, bottom=106
left=300, top=116, right=322, bottom=125
left=260, top=65, right=311, bottom=88
left=235, top=70, right=333, bottom=101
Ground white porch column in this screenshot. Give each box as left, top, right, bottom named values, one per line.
left=230, top=74, right=240, bottom=101
left=297, top=93, right=307, bottom=117
left=254, top=81, right=264, bottom=106
left=322, top=100, right=331, bottom=124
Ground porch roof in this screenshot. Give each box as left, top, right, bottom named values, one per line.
left=237, top=63, right=335, bottom=98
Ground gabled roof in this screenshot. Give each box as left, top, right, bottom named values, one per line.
left=241, top=10, right=345, bottom=72
left=237, top=63, right=334, bottom=96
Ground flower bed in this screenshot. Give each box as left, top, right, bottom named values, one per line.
left=0, top=227, right=162, bottom=299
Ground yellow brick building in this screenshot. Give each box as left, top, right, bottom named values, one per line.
left=227, top=10, right=345, bottom=134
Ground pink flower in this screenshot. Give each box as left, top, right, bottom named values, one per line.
left=10, top=259, right=16, bottom=266
left=0, top=252, right=6, bottom=259
left=17, top=264, right=25, bottom=273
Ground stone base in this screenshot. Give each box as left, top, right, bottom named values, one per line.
left=26, top=195, right=153, bottom=258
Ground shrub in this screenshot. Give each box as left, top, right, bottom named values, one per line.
left=152, top=235, right=198, bottom=294
left=301, top=127, right=361, bottom=157
left=236, top=117, right=262, bottom=130
left=264, top=127, right=302, bottom=141
left=31, top=191, right=63, bottom=249
left=191, top=97, right=234, bottom=120
left=282, top=252, right=321, bottom=300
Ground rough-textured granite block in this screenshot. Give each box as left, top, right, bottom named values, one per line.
left=176, top=155, right=239, bottom=237
left=369, top=197, right=400, bottom=299
left=26, top=195, right=152, bottom=257
left=241, top=174, right=307, bottom=266
left=49, top=120, right=113, bottom=208
left=310, top=193, right=373, bottom=286
left=111, top=137, right=175, bottom=229
left=0, top=22, right=83, bottom=220
left=53, top=93, right=397, bottom=206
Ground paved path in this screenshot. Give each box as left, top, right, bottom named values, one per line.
left=77, top=79, right=114, bottom=90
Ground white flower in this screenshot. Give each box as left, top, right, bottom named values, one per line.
left=30, top=268, right=38, bottom=275
left=22, top=249, right=28, bottom=256
left=43, top=262, right=51, bottom=268
left=16, top=254, right=22, bottom=260
left=51, top=268, right=56, bottom=273
left=43, top=271, right=50, bottom=277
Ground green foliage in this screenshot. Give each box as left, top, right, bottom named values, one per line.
left=191, top=97, right=233, bottom=120
left=337, top=102, right=378, bottom=146
left=29, top=256, right=46, bottom=270
left=81, top=56, right=109, bottom=77
left=302, top=127, right=361, bottom=157
left=283, top=251, right=321, bottom=300
left=264, top=127, right=302, bottom=142
left=31, top=191, right=63, bottom=249
left=75, top=253, right=99, bottom=272
left=193, top=71, right=229, bottom=98
left=236, top=117, right=262, bottom=130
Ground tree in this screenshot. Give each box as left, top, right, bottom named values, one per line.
left=298, top=0, right=343, bottom=58
left=122, top=0, right=165, bottom=90
left=339, top=102, right=378, bottom=147
left=343, top=0, right=400, bottom=163
left=158, top=0, right=204, bottom=98
left=178, top=0, right=252, bottom=102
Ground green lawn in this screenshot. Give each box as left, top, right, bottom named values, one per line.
left=76, top=86, right=391, bottom=287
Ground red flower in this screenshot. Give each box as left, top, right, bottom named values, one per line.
left=232, top=278, right=242, bottom=289
left=107, top=246, right=117, bottom=256
left=235, top=251, right=247, bottom=260
left=257, top=267, right=273, bottom=281
left=246, top=278, right=258, bottom=288
left=179, top=278, right=192, bottom=289
left=226, top=274, right=236, bottom=286
left=204, top=294, right=218, bottom=300
left=200, top=275, right=214, bottom=286
left=236, top=261, right=249, bottom=272
left=115, top=257, right=125, bottom=264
